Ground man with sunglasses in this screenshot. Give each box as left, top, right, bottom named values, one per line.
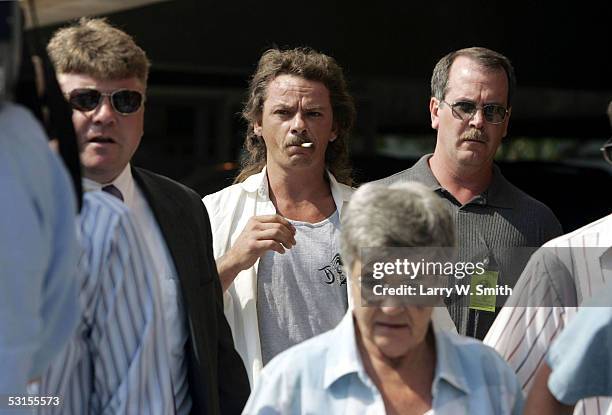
left=376, top=47, right=562, bottom=339
left=46, top=18, right=249, bottom=414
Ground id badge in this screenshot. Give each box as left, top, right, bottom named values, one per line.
left=469, top=270, right=499, bottom=312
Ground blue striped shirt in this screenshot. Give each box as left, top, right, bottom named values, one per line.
left=39, top=191, right=175, bottom=414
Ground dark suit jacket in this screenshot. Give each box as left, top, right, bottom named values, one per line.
left=133, top=167, right=250, bottom=415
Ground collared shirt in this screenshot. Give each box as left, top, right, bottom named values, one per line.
left=203, top=167, right=457, bottom=387
left=0, top=103, right=80, bottom=397
left=376, top=154, right=563, bottom=337
left=244, top=310, right=524, bottom=414
left=484, top=213, right=612, bottom=415
left=83, top=165, right=191, bottom=414
left=39, top=191, right=175, bottom=414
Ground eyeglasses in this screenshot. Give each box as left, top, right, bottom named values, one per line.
left=441, top=100, right=509, bottom=124
left=67, top=88, right=144, bottom=115
left=601, top=138, right=612, bottom=165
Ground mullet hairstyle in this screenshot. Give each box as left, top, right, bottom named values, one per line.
left=236, top=47, right=356, bottom=185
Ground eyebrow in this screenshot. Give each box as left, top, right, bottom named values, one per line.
left=268, top=103, right=329, bottom=111
left=269, top=102, right=293, bottom=109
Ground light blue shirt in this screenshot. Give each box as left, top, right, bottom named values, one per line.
left=547, top=281, right=612, bottom=404
left=244, top=310, right=524, bottom=414
left=0, top=103, right=80, bottom=395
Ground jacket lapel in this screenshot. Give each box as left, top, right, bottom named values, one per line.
left=131, top=167, right=193, bottom=287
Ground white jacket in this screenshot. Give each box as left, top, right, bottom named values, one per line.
left=203, top=167, right=456, bottom=386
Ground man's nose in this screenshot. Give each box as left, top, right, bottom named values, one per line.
left=91, top=96, right=116, bottom=125
left=468, top=108, right=485, bottom=129
left=380, top=303, right=406, bottom=315
left=290, top=112, right=307, bottom=135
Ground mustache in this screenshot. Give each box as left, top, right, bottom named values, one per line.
left=285, top=134, right=312, bottom=147
left=460, top=129, right=487, bottom=142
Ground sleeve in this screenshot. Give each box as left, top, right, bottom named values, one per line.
left=0, top=167, right=45, bottom=392
left=511, top=386, right=525, bottom=415
left=198, top=200, right=251, bottom=414
left=506, top=361, right=526, bottom=415
left=31, top=148, right=81, bottom=379
left=202, top=194, right=238, bottom=329
left=0, top=107, right=80, bottom=393
left=483, top=248, right=575, bottom=393
left=546, top=305, right=612, bottom=404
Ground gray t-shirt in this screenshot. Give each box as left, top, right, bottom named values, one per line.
left=257, top=210, right=348, bottom=365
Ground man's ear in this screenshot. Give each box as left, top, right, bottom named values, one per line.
left=330, top=123, right=338, bottom=142
left=253, top=119, right=262, bottom=136
left=430, top=97, right=440, bottom=130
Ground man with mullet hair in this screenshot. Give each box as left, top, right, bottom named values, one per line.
left=44, top=18, right=249, bottom=414
left=203, top=48, right=455, bottom=386
left=204, top=48, right=356, bottom=387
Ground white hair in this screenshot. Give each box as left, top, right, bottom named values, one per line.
left=341, top=182, right=455, bottom=269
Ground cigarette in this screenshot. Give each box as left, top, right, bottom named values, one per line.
left=301, top=142, right=313, bottom=148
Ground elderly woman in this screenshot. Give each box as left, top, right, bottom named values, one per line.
left=243, top=182, right=523, bottom=414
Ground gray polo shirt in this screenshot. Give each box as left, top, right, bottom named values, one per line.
left=375, top=154, right=563, bottom=338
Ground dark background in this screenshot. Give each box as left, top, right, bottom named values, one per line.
left=35, top=0, right=612, bottom=232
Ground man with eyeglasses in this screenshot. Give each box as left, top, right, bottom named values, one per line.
left=486, top=101, right=612, bottom=415
left=44, top=18, right=249, bottom=414
left=376, top=47, right=563, bottom=339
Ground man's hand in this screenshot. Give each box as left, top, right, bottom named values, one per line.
left=217, top=215, right=296, bottom=292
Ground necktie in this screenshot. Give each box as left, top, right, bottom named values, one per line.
left=102, top=184, right=124, bottom=202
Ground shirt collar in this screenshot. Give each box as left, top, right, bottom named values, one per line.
left=484, top=164, right=515, bottom=209
left=239, top=165, right=353, bottom=213
left=239, top=166, right=268, bottom=195
left=323, top=311, right=472, bottom=397
left=412, top=154, right=513, bottom=209
left=81, top=163, right=135, bottom=207
left=431, top=327, right=471, bottom=395
left=409, top=154, right=443, bottom=190
left=323, top=311, right=368, bottom=389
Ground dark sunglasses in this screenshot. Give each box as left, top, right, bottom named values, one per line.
left=441, top=100, right=509, bottom=124
left=67, top=88, right=144, bottom=115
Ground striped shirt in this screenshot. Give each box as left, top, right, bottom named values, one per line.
left=38, top=191, right=175, bottom=414
left=375, top=154, right=563, bottom=337
left=484, top=213, right=612, bottom=415
left=84, top=165, right=191, bottom=414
